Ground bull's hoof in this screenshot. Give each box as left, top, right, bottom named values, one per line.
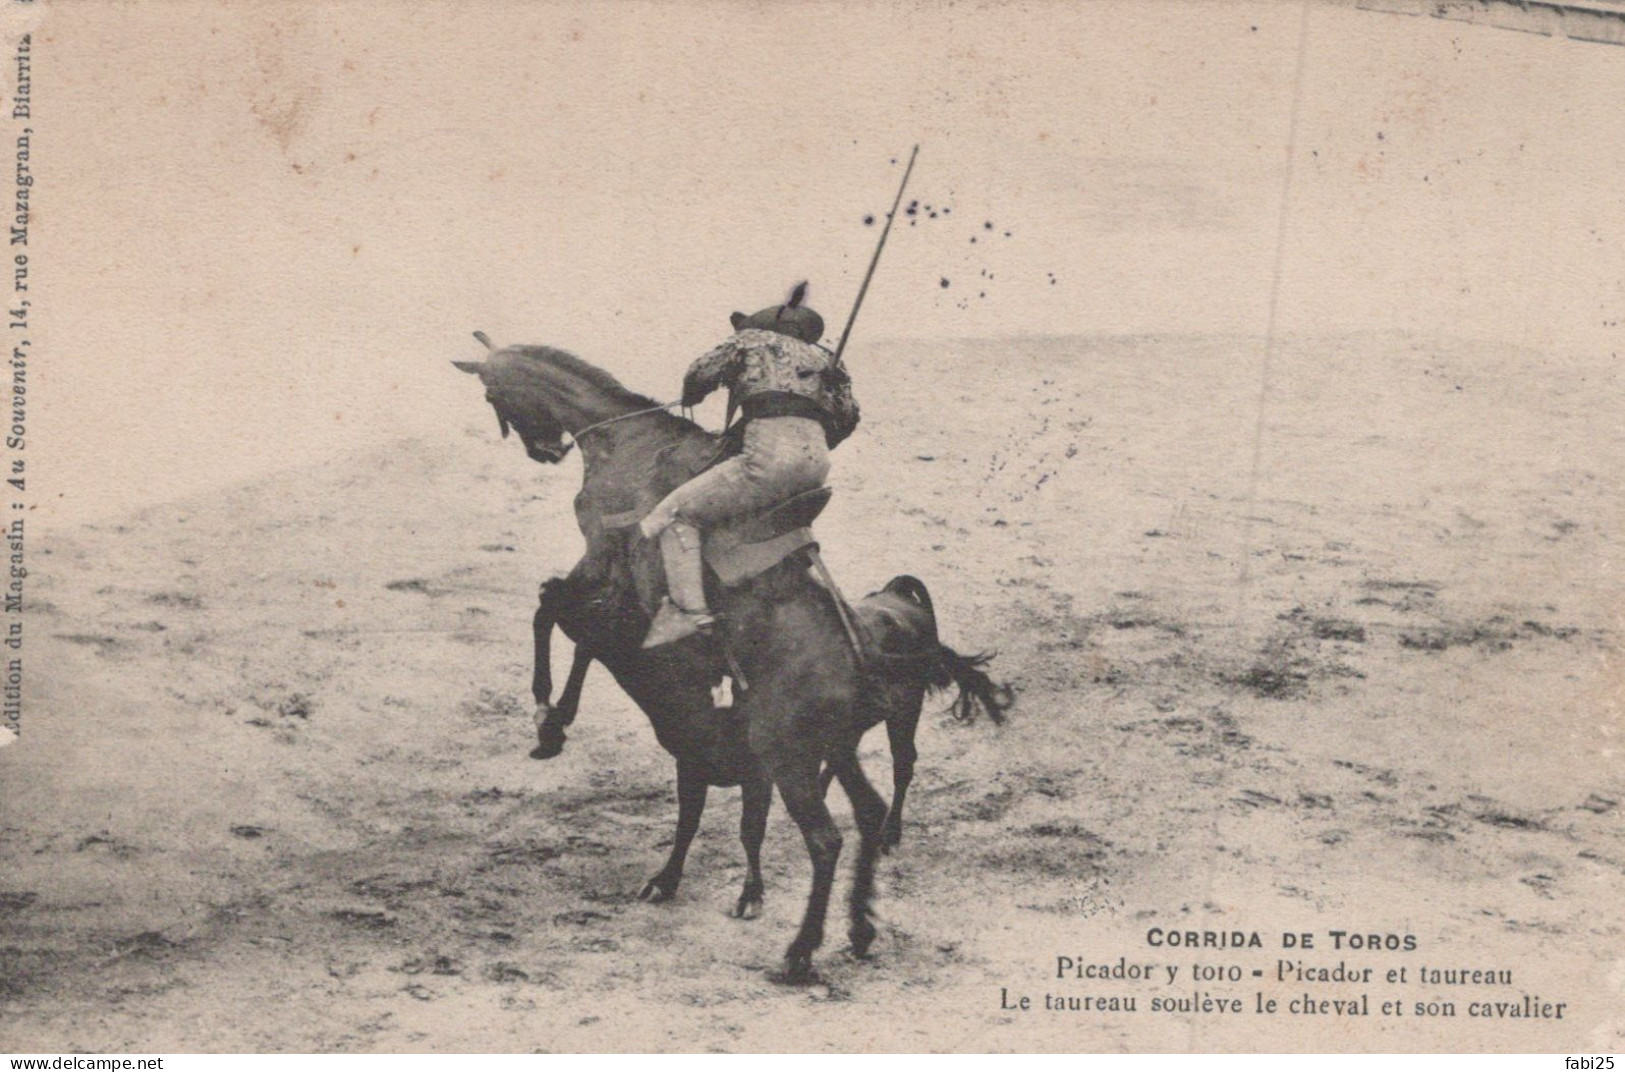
left=529, top=736, right=565, bottom=760
left=638, top=875, right=678, bottom=903
left=848, top=918, right=877, bottom=959
left=731, top=891, right=763, bottom=920
left=769, top=952, right=818, bottom=986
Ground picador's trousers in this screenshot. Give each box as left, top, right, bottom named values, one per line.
left=639, top=415, right=831, bottom=614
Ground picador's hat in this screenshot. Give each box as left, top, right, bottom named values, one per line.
left=730, top=281, right=824, bottom=345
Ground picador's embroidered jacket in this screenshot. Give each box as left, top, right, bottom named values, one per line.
left=681, top=328, right=861, bottom=448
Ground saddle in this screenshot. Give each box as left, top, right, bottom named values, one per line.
left=602, top=483, right=867, bottom=670
left=704, top=486, right=869, bottom=671
left=596, top=485, right=832, bottom=587
left=702, top=486, right=832, bottom=586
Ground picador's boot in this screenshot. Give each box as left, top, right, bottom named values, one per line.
left=643, top=520, right=714, bottom=648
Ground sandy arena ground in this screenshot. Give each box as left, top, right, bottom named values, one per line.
left=2, top=332, right=1621, bottom=1051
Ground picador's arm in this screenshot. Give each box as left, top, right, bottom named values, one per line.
left=822, top=363, right=861, bottom=448
left=682, top=337, right=743, bottom=407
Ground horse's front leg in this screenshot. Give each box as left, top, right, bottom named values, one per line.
left=732, top=773, right=772, bottom=919
left=770, top=755, right=843, bottom=984
left=640, top=760, right=707, bottom=903
left=554, top=641, right=594, bottom=723
left=534, top=643, right=593, bottom=760
left=827, top=748, right=887, bottom=958
left=531, top=579, right=578, bottom=759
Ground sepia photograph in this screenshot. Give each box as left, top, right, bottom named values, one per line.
left=1, top=0, right=1622, bottom=1054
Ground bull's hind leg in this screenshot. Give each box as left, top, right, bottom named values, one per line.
left=770, top=762, right=843, bottom=984
left=882, top=693, right=923, bottom=850
left=732, top=774, right=771, bottom=920
left=827, top=749, right=888, bottom=958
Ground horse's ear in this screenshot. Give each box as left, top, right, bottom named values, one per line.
left=452, top=360, right=484, bottom=375
left=730, top=311, right=748, bottom=332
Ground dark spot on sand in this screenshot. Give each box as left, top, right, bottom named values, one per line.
left=277, top=694, right=313, bottom=720
left=486, top=963, right=530, bottom=983
left=1238, top=665, right=1309, bottom=700
left=329, top=909, right=396, bottom=930
left=1475, top=811, right=1543, bottom=832
left=940, top=278, right=950, bottom=288
left=114, top=931, right=183, bottom=961
left=148, top=592, right=203, bottom=609
left=862, top=214, right=875, bottom=226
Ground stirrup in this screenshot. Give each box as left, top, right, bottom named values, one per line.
left=641, top=597, right=715, bottom=649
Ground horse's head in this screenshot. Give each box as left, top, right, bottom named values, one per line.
left=453, top=342, right=575, bottom=465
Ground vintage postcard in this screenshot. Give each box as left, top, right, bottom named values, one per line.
left=1, top=0, right=1621, bottom=1054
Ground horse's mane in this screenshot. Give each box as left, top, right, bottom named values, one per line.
left=493, top=344, right=710, bottom=449
left=500, top=344, right=662, bottom=410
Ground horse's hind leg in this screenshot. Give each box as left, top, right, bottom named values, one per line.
left=640, top=760, right=706, bottom=903
left=770, top=763, right=843, bottom=984
left=828, top=749, right=888, bottom=958
left=882, top=693, right=923, bottom=850
left=732, top=774, right=771, bottom=920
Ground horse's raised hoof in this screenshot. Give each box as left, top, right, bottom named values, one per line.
left=638, top=874, right=678, bottom=903
left=731, top=892, right=763, bottom=920
left=768, top=952, right=819, bottom=986
left=848, top=918, right=877, bottom=959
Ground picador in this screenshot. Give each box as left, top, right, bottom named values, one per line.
left=638, top=282, right=861, bottom=648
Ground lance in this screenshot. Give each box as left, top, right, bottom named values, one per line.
left=832, top=144, right=919, bottom=368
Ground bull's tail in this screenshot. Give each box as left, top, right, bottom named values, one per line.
left=876, top=575, right=1012, bottom=725
left=934, top=646, right=1013, bottom=725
